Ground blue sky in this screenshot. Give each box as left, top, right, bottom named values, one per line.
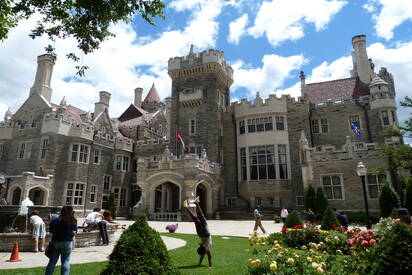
left=1, top=0, right=412, bottom=138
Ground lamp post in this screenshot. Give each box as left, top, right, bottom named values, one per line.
left=356, top=162, right=372, bottom=229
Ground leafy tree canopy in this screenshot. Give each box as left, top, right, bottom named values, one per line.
left=0, top=0, right=165, bottom=75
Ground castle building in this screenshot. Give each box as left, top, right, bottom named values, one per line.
left=0, top=35, right=403, bottom=218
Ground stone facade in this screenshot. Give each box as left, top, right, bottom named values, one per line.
left=0, top=35, right=403, bottom=219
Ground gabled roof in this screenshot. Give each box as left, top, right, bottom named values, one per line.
left=143, top=83, right=161, bottom=103
left=51, top=103, right=88, bottom=122
left=117, top=104, right=148, bottom=122
left=306, top=77, right=370, bottom=104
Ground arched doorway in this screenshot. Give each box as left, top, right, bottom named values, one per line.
left=196, top=183, right=207, bottom=215
left=28, top=187, right=46, bottom=205
left=130, top=185, right=142, bottom=207
left=154, top=182, right=180, bottom=212
left=11, top=187, right=22, bottom=205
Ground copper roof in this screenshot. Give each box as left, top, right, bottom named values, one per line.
left=306, top=77, right=370, bottom=104
left=143, top=83, right=161, bottom=103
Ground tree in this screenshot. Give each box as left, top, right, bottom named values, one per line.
left=404, top=180, right=412, bottom=214
left=379, top=183, right=400, bottom=218
left=304, top=185, right=316, bottom=212
left=315, top=187, right=329, bottom=215
left=320, top=207, right=340, bottom=230
left=101, top=215, right=178, bottom=274
left=107, top=192, right=117, bottom=219
left=1, top=0, right=165, bottom=76
left=284, top=210, right=303, bottom=228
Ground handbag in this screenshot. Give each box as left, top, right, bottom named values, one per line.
left=45, top=241, right=55, bottom=258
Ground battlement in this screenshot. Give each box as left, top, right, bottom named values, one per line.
left=135, top=138, right=170, bottom=147
left=41, top=111, right=94, bottom=139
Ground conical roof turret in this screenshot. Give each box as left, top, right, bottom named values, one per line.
left=143, top=83, right=161, bottom=103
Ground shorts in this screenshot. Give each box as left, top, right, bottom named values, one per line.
left=200, top=236, right=212, bottom=250
left=32, top=222, right=46, bottom=239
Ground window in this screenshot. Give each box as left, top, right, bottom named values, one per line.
left=189, top=146, right=202, bottom=157
left=249, top=145, right=276, bottom=180
left=256, top=118, right=265, bottom=132
left=113, top=188, right=127, bottom=207
left=17, top=143, right=26, bottom=159
left=275, top=116, right=285, bottom=130
left=265, top=117, right=273, bottom=131
left=90, top=185, right=97, bottom=203
left=255, top=197, right=262, bottom=206
left=278, top=145, right=288, bottom=179
left=93, top=149, right=100, bottom=164
left=367, top=174, right=387, bottom=199
left=31, top=120, right=37, bottom=128
left=103, top=175, right=111, bottom=191
left=69, top=144, right=89, bottom=163
left=102, top=195, right=109, bottom=209
left=17, top=142, right=31, bottom=159
left=40, top=138, right=49, bottom=160
left=65, top=183, right=85, bottom=205
left=349, top=115, right=361, bottom=129
left=115, top=155, right=130, bottom=171
left=311, top=120, right=319, bottom=134
left=189, top=119, right=196, bottom=135
left=381, top=111, right=390, bottom=125
left=239, top=120, right=245, bottom=134
left=0, top=143, right=3, bottom=159
left=247, top=119, right=256, bottom=133
left=296, top=196, right=304, bottom=206
left=240, top=148, right=247, bottom=181
left=227, top=198, right=237, bottom=208
left=320, top=118, right=329, bottom=133
left=391, top=110, right=397, bottom=124
left=322, top=175, right=343, bottom=200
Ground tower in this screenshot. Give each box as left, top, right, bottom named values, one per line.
left=29, top=54, right=56, bottom=102
left=351, top=35, right=373, bottom=84
left=168, top=46, right=233, bottom=163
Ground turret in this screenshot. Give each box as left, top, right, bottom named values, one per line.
left=29, top=54, right=56, bottom=102
left=300, top=71, right=306, bottom=96
left=94, top=91, right=111, bottom=117
left=134, top=87, right=143, bottom=107
left=351, top=35, right=373, bottom=84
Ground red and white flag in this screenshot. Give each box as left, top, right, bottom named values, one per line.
left=176, top=130, right=185, bottom=150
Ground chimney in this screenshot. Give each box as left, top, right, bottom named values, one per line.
left=30, top=54, right=56, bottom=102
left=94, top=91, right=111, bottom=117
left=300, top=71, right=306, bottom=96
left=134, top=87, right=143, bottom=107
left=351, top=35, right=373, bottom=84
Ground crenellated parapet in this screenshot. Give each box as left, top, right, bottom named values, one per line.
left=135, top=138, right=170, bottom=147
left=41, top=111, right=94, bottom=139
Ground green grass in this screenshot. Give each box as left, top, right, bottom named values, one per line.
left=1, top=233, right=250, bottom=275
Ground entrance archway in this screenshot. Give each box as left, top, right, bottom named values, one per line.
left=196, top=183, right=207, bottom=215
left=130, top=185, right=142, bottom=207
left=11, top=187, right=22, bottom=205
left=154, top=182, right=180, bottom=212
left=28, top=187, right=46, bottom=205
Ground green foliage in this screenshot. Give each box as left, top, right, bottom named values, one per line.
left=320, top=207, right=340, bottom=230
left=405, top=181, right=412, bottom=214
left=390, top=207, right=398, bottom=219
left=267, top=232, right=284, bottom=244
left=107, top=192, right=117, bottom=219
left=304, top=185, right=317, bottom=212
left=101, top=215, right=178, bottom=275
left=367, top=222, right=412, bottom=275
left=345, top=211, right=368, bottom=223
left=284, top=211, right=303, bottom=228
left=273, top=215, right=281, bottom=223
left=0, top=0, right=165, bottom=75
left=315, top=187, right=329, bottom=215
left=379, top=183, right=400, bottom=217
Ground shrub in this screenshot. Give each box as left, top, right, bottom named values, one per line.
left=379, top=183, right=399, bottom=218
left=101, top=215, right=179, bottom=275
left=405, top=181, right=412, bottom=214
left=368, top=222, right=412, bottom=275
left=315, top=187, right=328, bottom=215
left=345, top=211, right=368, bottom=223
left=373, top=217, right=397, bottom=234
left=304, top=185, right=316, bottom=212
left=267, top=232, right=283, bottom=244
left=389, top=207, right=398, bottom=219
left=273, top=215, right=281, bottom=223
left=107, top=192, right=117, bottom=219
left=320, top=207, right=340, bottom=230
left=284, top=211, right=303, bottom=228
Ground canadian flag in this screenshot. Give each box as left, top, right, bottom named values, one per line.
left=176, top=130, right=185, bottom=150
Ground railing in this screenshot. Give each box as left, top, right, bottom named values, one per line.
left=151, top=212, right=182, bottom=221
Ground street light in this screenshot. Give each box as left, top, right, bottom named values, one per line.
left=356, top=162, right=372, bottom=229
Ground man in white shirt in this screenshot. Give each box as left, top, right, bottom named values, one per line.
left=29, top=210, right=46, bottom=252
left=85, top=208, right=109, bottom=245
left=281, top=208, right=289, bottom=223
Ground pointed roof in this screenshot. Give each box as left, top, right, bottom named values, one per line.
left=143, top=83, right=161, bottom=103
left=117, top=103, right=148, bottom=122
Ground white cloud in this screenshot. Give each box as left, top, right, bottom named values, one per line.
left=246, top=0, right=346, bottom=47
left=231, top=53, right=307, bottom=98
left=0, top=0, right=224, bottom=118
left=364, top=0, right=412, bottom=40
left=228, top=14, right=249, bottom=44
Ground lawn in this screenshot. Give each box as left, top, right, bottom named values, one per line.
left=1, top=233, right=250, bottom=275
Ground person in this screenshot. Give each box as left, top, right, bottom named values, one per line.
left=45, top=205, right=78, bottom=275
left=306, top=208, right=315, bottom=223
left=29, top=210, right=46, bottom=252
left=253, top=206, right=266, bottom=234
left=85, top=207, right=109, bottom=245
left=333, top=208, right=349, bottom=230
left=183, top=196, right=212, bottom=267
left=281, top=208, right=289, bottom=223
left=397, top=208, right=412, bottom=224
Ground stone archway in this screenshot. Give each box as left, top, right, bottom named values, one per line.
left=153, top=182, right=180, bottom=213
left=196, top=183, right=207, bottom=215
left=28, top=186, right=48, bottom=205
left=11, top=187, right=22, bottom=205
left=194, top=180, right=213, bottom=215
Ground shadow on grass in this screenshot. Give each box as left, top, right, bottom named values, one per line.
left=178, top=264, right=201, bottom=269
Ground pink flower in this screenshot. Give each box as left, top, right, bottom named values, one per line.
left=395, top=218, right=401, bottom=222
left=348, top=238, right=355, bottom=245
left=367, top=230, right=374, bottom=235
left=369, top=239, right=376, bottom=246
left=361, top=240, right=369, bottom=247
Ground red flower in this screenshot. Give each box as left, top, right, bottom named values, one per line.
left=361, top=240, right=369, bottom=247
left=281, top=227, right=288, bottom=233
left=369, top=239, right=376, bottom=246
left=331, top=224, right=336, bottom=227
